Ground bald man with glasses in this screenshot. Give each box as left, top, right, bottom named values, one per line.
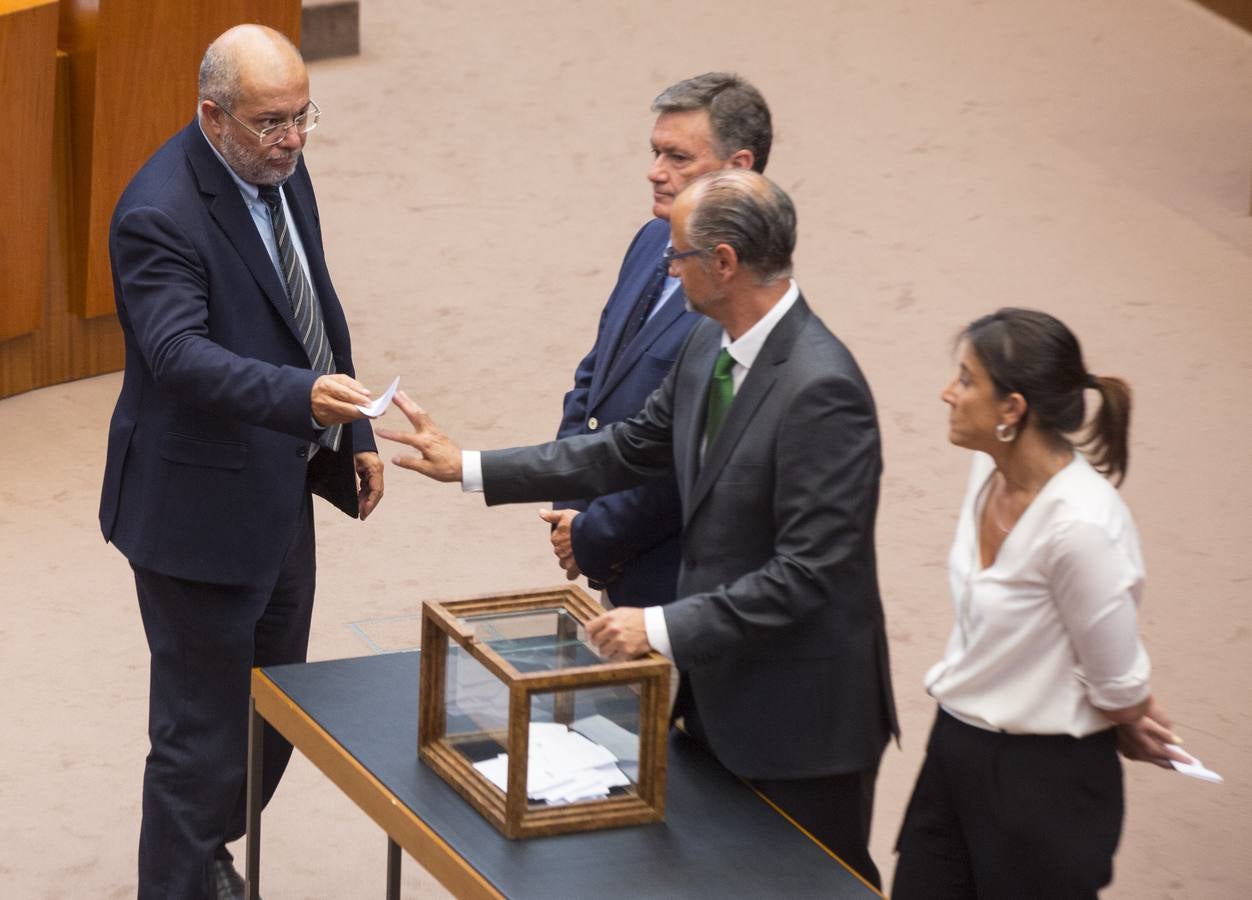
left=100, top=25, right=381, bottom=898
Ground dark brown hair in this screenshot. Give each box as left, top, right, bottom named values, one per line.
left=652, top=72, right=773, bottom=173
left=962, top=308, right=1132, bottom=485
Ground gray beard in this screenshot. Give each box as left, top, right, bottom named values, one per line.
left=218, top=128, right=301, bottom=186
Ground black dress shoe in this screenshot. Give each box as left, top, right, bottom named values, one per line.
left=212, top=858, right=253, bottom=900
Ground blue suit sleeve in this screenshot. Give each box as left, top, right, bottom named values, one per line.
left=552, top=303, right=608, bottom=517
left=569, top=477, right=683, bottom=584
left=554, top=223, right=658, bottom=509
left=112, top=205, right=319, bottom=440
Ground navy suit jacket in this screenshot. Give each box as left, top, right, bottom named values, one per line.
left=556, top=219, right=702, bottom=606
left=99, top=121, right=375, bottom=587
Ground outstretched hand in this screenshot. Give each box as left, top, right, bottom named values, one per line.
left=375, top=391, right=464, bottom=482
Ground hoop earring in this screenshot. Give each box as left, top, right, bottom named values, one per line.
left=995, top=422, right=1018, bottom=443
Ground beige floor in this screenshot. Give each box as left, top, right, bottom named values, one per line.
left=3, top=0, right=1250, bottom=896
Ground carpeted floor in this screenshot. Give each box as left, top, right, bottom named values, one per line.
left=2, top=0, right=1249, bottom=896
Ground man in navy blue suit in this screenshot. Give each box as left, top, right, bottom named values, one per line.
left=540, top=73, right=773, bottom=609
left=99, top=25, right=381, bottom=898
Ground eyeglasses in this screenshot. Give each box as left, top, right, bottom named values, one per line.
left=217, top=99, right=321, bottom=146
left=663, top=246, right=707, bottom=266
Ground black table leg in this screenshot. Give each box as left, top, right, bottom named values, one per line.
left=245, top=695, right=264, bottom=900
left=386, top=837, right=401, bottom=900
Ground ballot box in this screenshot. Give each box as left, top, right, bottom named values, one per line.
left=418, top=586, right=670, bottom=838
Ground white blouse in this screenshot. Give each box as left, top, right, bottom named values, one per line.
left=925, top=452, right=1151, bottom=737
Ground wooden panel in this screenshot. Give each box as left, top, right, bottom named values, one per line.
left=1194, top=1, right=1252, bottom=34
left=0, top=52, right=124, bottom=399
left=0, top=0, right=58, bottom=342
left=301, top=0, right=359, bottom=62
left=59, top=0, right=302, bottom=319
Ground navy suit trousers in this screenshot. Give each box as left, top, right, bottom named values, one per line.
left=133, top=493, right=316, bottom=899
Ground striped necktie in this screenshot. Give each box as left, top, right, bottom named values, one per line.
left=259, top=184, right=341, bottom=451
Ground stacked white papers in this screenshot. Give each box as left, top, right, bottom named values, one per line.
left=473, top=721, right=633, bottom=804
left=572, top=713, right=640, bottom=782
left=1166, top=744, right=1224, bottom=784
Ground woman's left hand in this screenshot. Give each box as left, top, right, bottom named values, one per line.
left=1115, top=696, right=1189, bottom=769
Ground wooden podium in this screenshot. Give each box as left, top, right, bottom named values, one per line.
left=57, top=0, right=302, bottom=319
left=0, top=0, right=301, bottom=399
left=0, top=1, right=58, bottom=345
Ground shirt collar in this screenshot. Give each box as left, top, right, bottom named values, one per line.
left=197, top=119, right=263, bottom=203
left=722, top=278, right=800, bottom=369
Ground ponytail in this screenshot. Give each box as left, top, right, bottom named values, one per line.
left=1081, top=375, right=1131, bottom=485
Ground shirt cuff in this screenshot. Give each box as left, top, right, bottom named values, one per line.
left=1083, top=642, right=1152, bottom=712
left=461, top=450, right=483, bottom=493
left=643, top=606, right=673, bottom=661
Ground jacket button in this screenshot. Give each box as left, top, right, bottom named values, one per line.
left=588, top=416, right=599, bottom=431
left=685, top=558, right=698, bottom=569
left=296, top=445, right=308, bottom=458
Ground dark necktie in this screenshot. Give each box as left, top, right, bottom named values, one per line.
left=703, top=348, right=736, bottom=446
left=259, top=184, right=341, bottom=451
left=607, top=257, right=668, bottom=377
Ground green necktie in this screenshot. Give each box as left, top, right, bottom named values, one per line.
left=703, top=348, right=736, bottom=445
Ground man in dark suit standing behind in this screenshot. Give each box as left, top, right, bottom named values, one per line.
left=381, top=170, right=898, bottom=887
left=540, top=74, right=771, bottom=610
left=99, top=25, right=382, bottom=899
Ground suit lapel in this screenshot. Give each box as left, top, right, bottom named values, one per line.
left=588, top=257, right=664, bottom=406
left=184, top=123, right=301, bottom=340
left=683, top=298, right=812, bottom=526
left=594, top=283, right=686, bottom=403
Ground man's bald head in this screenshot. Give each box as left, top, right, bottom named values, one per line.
left=676, top=169, right=796, bottom=284
left=198, top=24, right=304, bottom=110
left=197, top=25, right=312, bottom=185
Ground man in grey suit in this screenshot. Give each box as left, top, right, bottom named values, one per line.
left=380, top=169, right=898, bottom=886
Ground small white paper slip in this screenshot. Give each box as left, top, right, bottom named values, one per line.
left=473, top=754, right=510, bottom=792
left=1167, top=744, right=1223, bottom=783
left=356, top=376, right=400, bottom=418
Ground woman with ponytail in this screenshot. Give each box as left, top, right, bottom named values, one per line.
left=893, top=308, right=1186, bottom=899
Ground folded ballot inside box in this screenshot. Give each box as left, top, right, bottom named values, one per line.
left=473, top=721, right=632, bottom=804
left=418, top=586, right=670, bottom=839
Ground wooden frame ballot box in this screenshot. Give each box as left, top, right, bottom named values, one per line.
left=418, top=586, right=671, bottom=839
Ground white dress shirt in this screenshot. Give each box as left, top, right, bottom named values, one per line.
left=651, top=240, right=682, bottom=318
left=925, top=451, right=1151, bottom=737
left=462, top=280, right=802, bottom=661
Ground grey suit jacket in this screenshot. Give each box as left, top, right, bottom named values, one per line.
left=483, top=297, right=899, bottom=779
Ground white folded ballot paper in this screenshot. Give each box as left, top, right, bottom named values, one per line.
left=355, top=376, right=400, bottom=418
left=1166, top=744, right=1224, bottom=784
left=473, top=721, right=633, bottom=804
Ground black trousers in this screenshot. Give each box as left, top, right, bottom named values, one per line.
left=675, top=676, right=885, bottom=889
left=893, top=709, right=1124, bottom=900
left=752, top=766, right=882, bottom=890
left=133, top=493, right=316, bottom=900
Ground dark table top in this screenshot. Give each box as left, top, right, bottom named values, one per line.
left=264, top=652, right=876, bottom=899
